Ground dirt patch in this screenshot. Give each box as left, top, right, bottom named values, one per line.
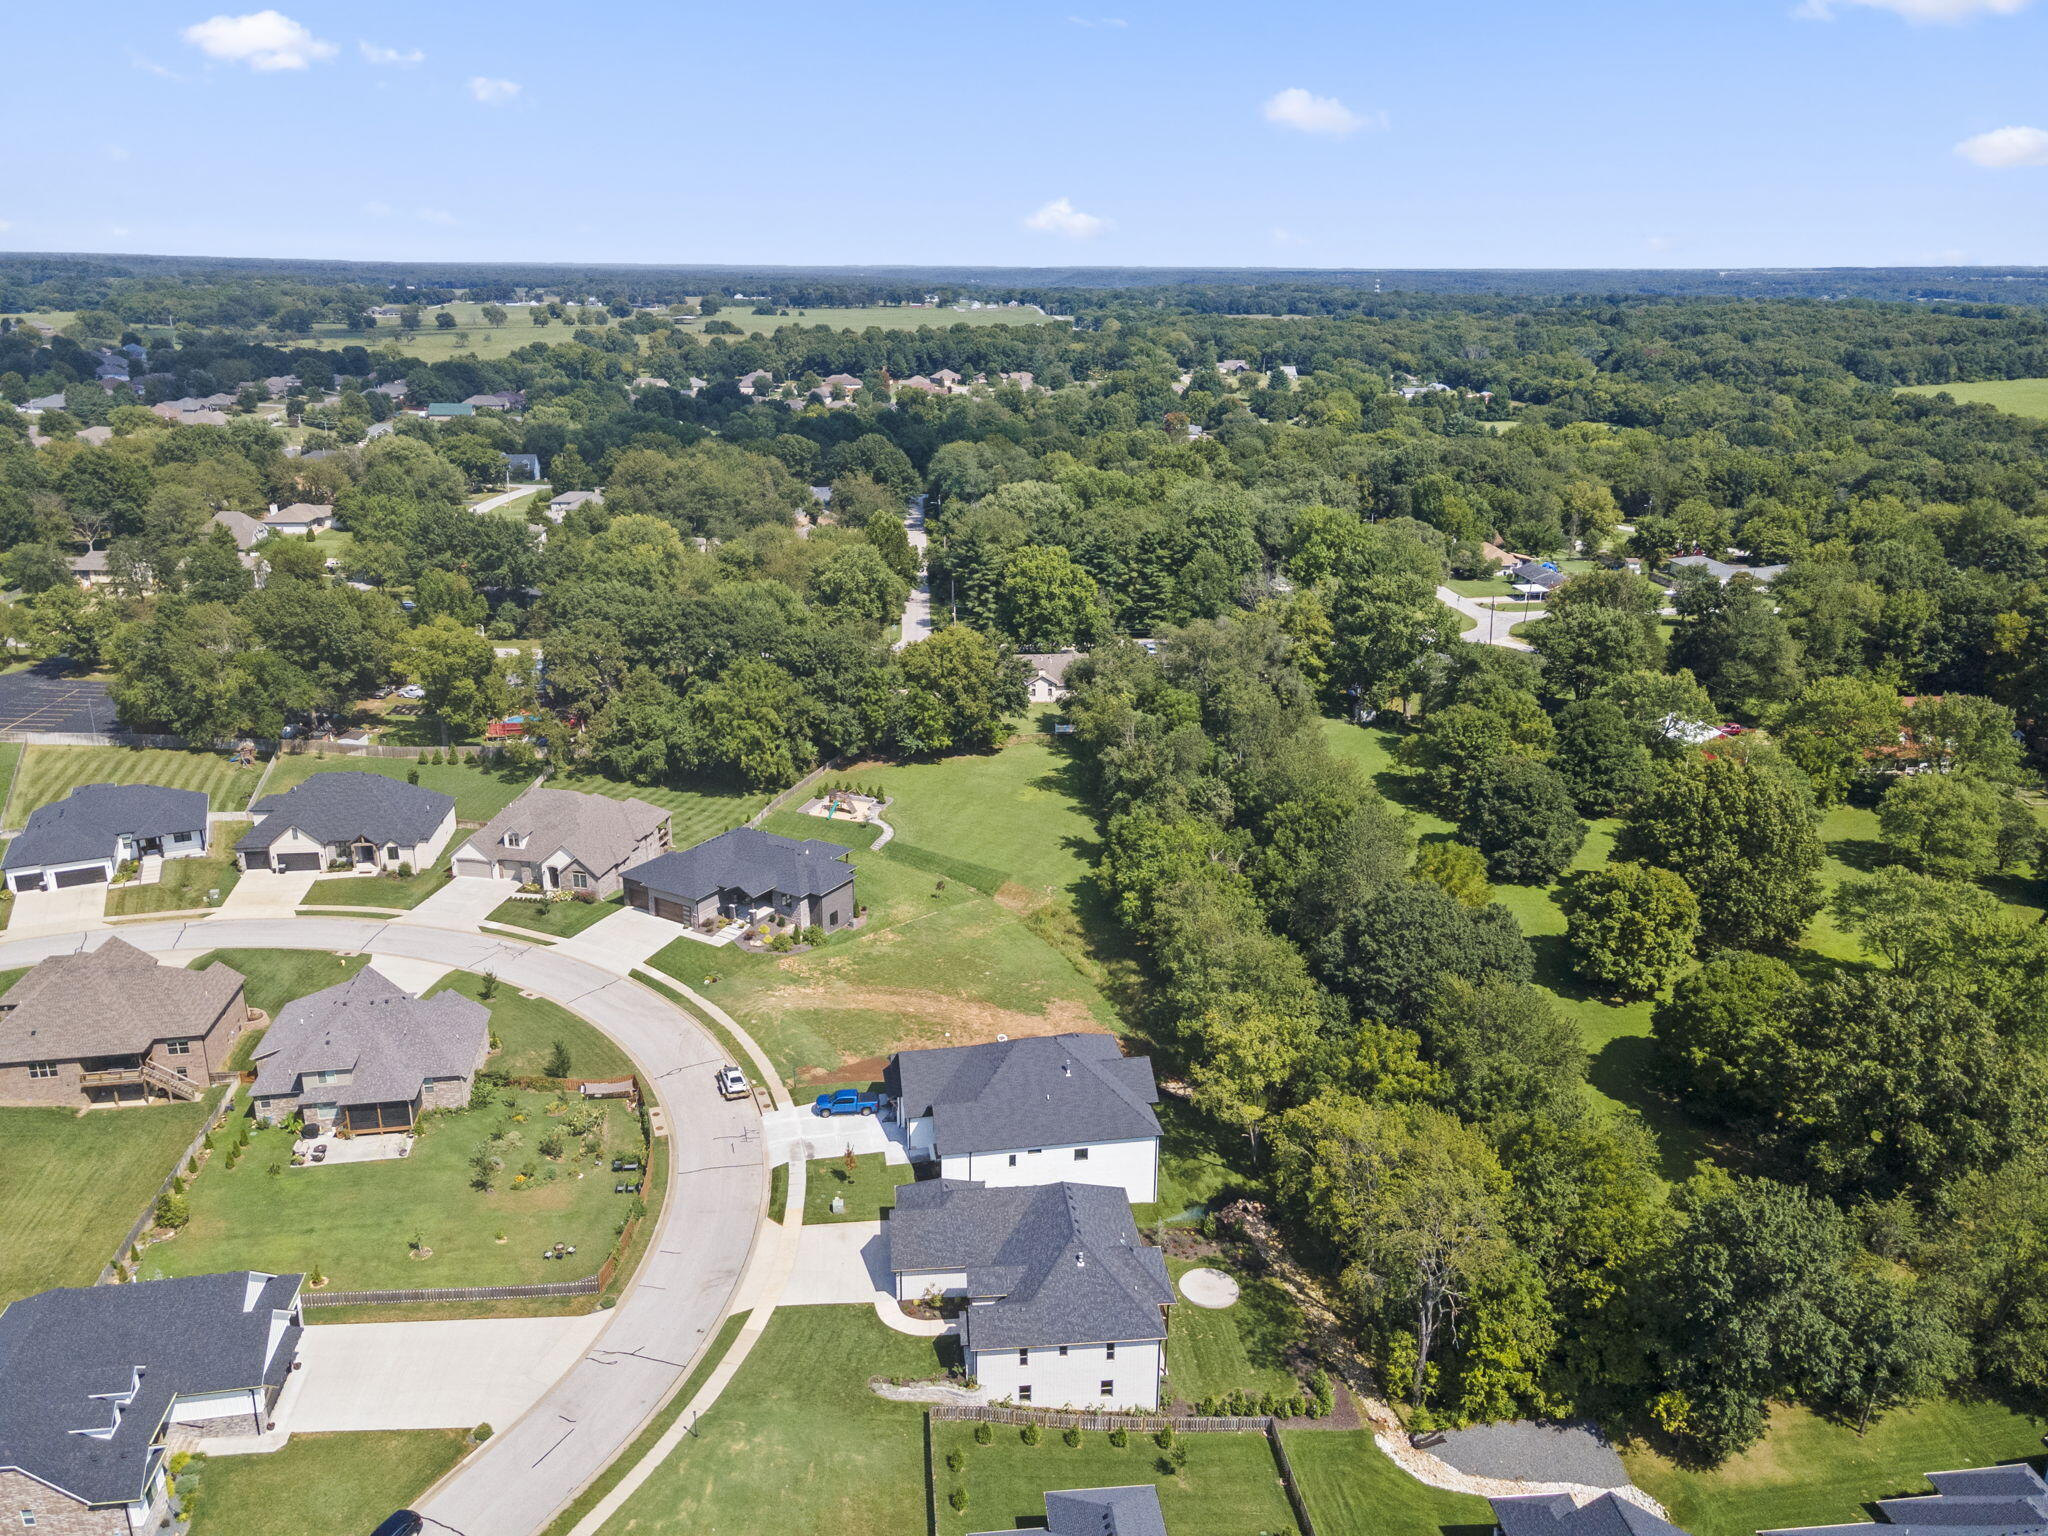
left=800, top=1054, right=890, bottom=1085
left=762, top=983, right=1098, bottom=1060
left=993, top=882, right=1054, bottom=915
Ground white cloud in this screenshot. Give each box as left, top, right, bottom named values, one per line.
left=467, top=76, right=520, bottom=103
left=105, top=144, right=131, bottom=162
left=416, top=207, right=457, bottom=225
left=109, top=225, right=132, bottom=238
left=1271, top=227, right=1308, bottom=247
left=1796, top=0, right=2028, bottom=19
left=1956, top=124, right=2048, bottom=165
left=1023, top=197, right=1108, bottom=239
left=0, top=221, right=12, bottom=234
left=182, top=11, right=336, bottom=70
left=359, top=40, right=423, bottom=66
left=1262, top=87, right=1380, bottom=136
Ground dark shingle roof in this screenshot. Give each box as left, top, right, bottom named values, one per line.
left=0, top=1272, right=301, bottom=1505
left=237, top=772, right=453, bottom=853
left=971, top=1485, right=1168, bottom=1536
left=251, top=968, right=488, bottom=1108
left=1493, top=1493, right=1691, bottom=1536
left=888, top=1034, right=1159, bottom=1158
left=4, top=783, right=209, bottom=872
left=0, top=937, right=243, bottom=1063
left=1760, top=1463, right=2048, bottom=1536
left=888, top=1180, right=1172, bottom=1350
left=629, top=826, right=853, bottom=903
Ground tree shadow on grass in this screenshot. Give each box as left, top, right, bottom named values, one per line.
left=1589, top=1036, right=1723, bottom=1183
left=1528, top=933, right=1605, bottom=1005
left=1827, top=838, right=1891, bottom=875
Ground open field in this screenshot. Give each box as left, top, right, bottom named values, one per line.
left=595, top=1305, right=945, bottom=1536
left=286, top=302, right=549, bottom=362
left=184, top=1430, right=470, bottom=1536
left=262, top=753, right=537, bottom=822
left=6, top=744, right=259, bottom=824
left=0, top=1092, right=220, bottom=1302
left=1626, top=1398, right=2048, bottom=1536
left=681, top=304, right=1063, bottom=338
left=427, top=969, right=639, bottom=1081
left=546, top=765, right=767, bottom=847
left=1282, top=1429, right=1493, bottom=1536
left=1898, top=377, right=2048, bottom=419
left=150, top=1088, right=642, bottom=1291
left=106, top=821, right=248, bottom=916
left=803, top=1150, right=914, bottom=1224
left=932, top=1422, right=1302, bottom=1536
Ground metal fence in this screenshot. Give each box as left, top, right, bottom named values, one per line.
left=100, top=1091, right=233, bottom=1284
left=304, top=1275, right=601, bottom=1308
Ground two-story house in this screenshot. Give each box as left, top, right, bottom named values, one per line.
left=887, top=1179, right=1174, bottom=1410
left=887, top=1034, right=1162, bottom=1204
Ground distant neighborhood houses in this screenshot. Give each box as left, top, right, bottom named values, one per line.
left=261, top=502, right=334, bottom=536
left=1019, top=650, right=1084, bottom=705
left=547, top=488, right=603, bottom=522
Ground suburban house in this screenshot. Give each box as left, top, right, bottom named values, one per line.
left=1019, top=650, right=1084, bottom=705
left=1492, top=1493, right=1691, bottom=1536
left=261, top=502, right=334, bottom=536
left=1757, top=1463, right=2048, bottom=1536
left=235, top=772, right=456, bottom=875
left=501, top=452, right=543, bottom=482
left=369, top=379, right=409, bottom=399
left=972, top=1486, right=1167, bottom=1536
left=0, top=1271, right=304, bottom=1536
left=465, top=391, right=525, bottom=411
left=887, top=1179, right=1174, bottom=1410
left=0, top=938, right=248, bottom=1106
left=624, top=825, right=856, bottom=932
left=67, top=549, right=115, bottom=588
left=546, top=488, right=603, bottom=522
left=3, top=783, right=211, bottom=893
left=1664, top=552, right=1789, bottom=588
left=211, top=509, right=269, bottom=551
left=249, top=967, right=490, bottom=1134
left=451, top=783, right=669, bottom=896
left=1507, top=559, right=1566, bottom=598
left=887, top=1034, right=1162, bottom=1203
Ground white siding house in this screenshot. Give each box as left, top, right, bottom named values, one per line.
left=938, top=1137, right=1159, bottom=1205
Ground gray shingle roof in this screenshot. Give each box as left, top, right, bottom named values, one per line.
left=970, top=1485, right=1168, bottom=1536
left=888, top=1180, right=1172, bottom=1350
left=1760, top=1463, right=2048, bottom=1536
left=251, top=968, right=488, bottom=1108
left=212, top=509, right=268, bottom=551
left=1019, top=650, right=1084, bottom=686
left=237, top=772, right=453, bottom=853
left=1666, top=554, right=1788, bottom=586
left=1509, top=560, right=1567, bottom=590
left=1494, top=1493, right=1692, bottom=1536
left=629, top=826, right=853, bottom=903
left=0, top=1272, right=301, bottom=1506
left=3, top=783, right=209, bottom=872
left=0, top=937, right=243, bottom=1064
left=888, top=1034, right=1160, bottom=1159
left=457, top=785, right=667, bottom=880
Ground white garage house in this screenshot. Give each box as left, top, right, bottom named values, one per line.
left=235, top=772, right=456, bottom=875
left=887, top=1179, right=1174, bottom=1410
left=1, top=783, right=211, bottom=893
left=886, top=1034, right=1162, bottom=1205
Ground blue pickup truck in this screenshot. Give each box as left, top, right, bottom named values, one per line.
left=813, top=1088, right=879, bottom=1117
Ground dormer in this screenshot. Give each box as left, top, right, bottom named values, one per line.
left=503, top=830, right=526, bottom=850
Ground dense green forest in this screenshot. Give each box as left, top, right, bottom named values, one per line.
left=2, top=272, right=2045, bottom=1465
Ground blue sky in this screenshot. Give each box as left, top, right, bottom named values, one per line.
left=5, top=0, right=2048, bottom=269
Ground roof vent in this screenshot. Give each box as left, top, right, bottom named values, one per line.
left=1061, top=1061, right=1072, bottom=1077
left=1075, top=1251, right=1085, bottom=1268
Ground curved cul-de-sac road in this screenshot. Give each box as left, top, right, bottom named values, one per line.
left=0, top=916, right=766, bottom=1536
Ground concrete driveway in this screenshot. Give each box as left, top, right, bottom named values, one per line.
left=364, top=954, right=451, bottom=993
left=551, top=906, right=684, bottom=969
left=7, top=882, right=107, bottom=933
left=786, top=1221, right=891, bottom=1306
left=764, top=1104, right=909, bottom=1168
left=218, top=868, right=319, bottom=916
left=402, top=874, right=518, bottom=930
left=291, top=1313, right=610, bottom=1431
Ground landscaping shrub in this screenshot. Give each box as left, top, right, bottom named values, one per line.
left=154, top=1192, right=190, bottom=1230
left=945, top=1448, right=965, bottom=1473
left=1108, top=1427, right=1128, bottom=1447
left=948, top=1488, right=967, bottom=1513
left=1020, top=1423, right=1041, bottom=1446
left=1310, top=1369, right=1335, bottom=1418
left=472, top=1423, right=493, bottom=1443
left=546, top=1041, right=573, bottom=1078
left=1062, top=1426, right=1082, bottom=1448
left=407, top=767, right=420, bottom=785
left=1154, top=1425, right=1176, bottom=1450
left=973, top=1422, right=992, bottom=1445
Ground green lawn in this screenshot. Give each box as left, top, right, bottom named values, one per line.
left=0, top=1093, right=220, bottom=1302
left=1626, top=1398, right=2048, bottom=1536
left=262, top=754, right=537, bottom=822
left=426, top=970, right=638, bottom=1081
left=151, top=1089, right=643, bottom=1291
left=6, top=745, right=260, bottom=824
left=650, top=812, right=1118, bottom=1084
left=934, top=1422, right=1302, bottom=1536
left=1163, top=1257, right=1308, bottom=1408
left=1443, top=576, right=1515, bottom=598
left=303, top=846, right=458, bottom=909
left=486, top=892, right=623, bottom=938
left=1282, top=1429, right=1493, bottom=1536
left=183, top=1430, right=471, bottom=1536
left=1898, top=377, right=2048, bottom=420
left=290, top=310, right=556, bottom=362
left=546, top=765, right=766, bottom=848
left=193, top=948, right=369, bottom=1018
left=803, top=1151, right=914, bottom=1224
left=1145, top=1097, right=1260, bottom=1229
left=0, top=743, right=23, bottom=824
left=596, top=1305, right=945, bottom=1536
left=106, top=822, right=248, bottom=916
left=680, top=304, right=1064, bottom=338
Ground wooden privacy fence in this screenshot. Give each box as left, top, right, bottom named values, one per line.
left=305, top=1275, right=601, bottom=1308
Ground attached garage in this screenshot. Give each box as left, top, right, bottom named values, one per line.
left=53, top=865, right=109, bottom=888
left=274, top=851, right=323, bottom=873
left=9, top=872, right=43, bottom=893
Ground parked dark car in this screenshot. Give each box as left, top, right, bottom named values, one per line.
left=370, top=1513, right=423, bottom=1536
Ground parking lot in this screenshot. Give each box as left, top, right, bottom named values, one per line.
left=0, top=665, right=117, bottom=735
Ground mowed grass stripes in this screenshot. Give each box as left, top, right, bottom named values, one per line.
left=7, top=745, right=261, bottom=824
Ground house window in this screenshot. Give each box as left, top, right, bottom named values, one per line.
left=1100, top=1379, right=1114, bottom=1395
left=1073, top=1147, right=1089, bottom=1161
left=1105, top=1343, right=1116, bottom=1360
left=1017, top=1348, right=1029, bottom=1365
left=827, top=911, right=838, bottom=928
left=165, top=1040, right=192, bottom=1056
left=1057, top=1345, right=1068, bottom=1357
left=26, top=1062, right=58, bottom=1080
left=571, top=872, right=589, bottom=890
left=1007, top=1154, right=1017, bottom=1167
left=21, top=1510, right=37, bottom=1527
left=1017, top=1385, right=1032, bottom=1403
left=385, top=845, right=399, bottom=861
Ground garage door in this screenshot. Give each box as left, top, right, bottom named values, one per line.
left=274, top=852, right=322, bottom=872
left=10, top=873, right=42, bottom=893
left=54, top=866, right=108, bottom=888
left=652, top=896, right=689, bottom=924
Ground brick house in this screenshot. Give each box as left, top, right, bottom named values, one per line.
left=450, top=783, right=669, bottom=897
left=0, top=939, right=247, bottom=1107
left=249, top=968, right=489, bottom=1134
left=0, top=1272, right=303, bottom=1535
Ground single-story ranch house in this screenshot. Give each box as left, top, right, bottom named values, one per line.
left=0, top=1271, right=304, bottom=1535
left=624, top=825, right=855, bottom=932
left=250, top=967, right=490, bottom=1134
left=888, top=1034, right=1161, bottom=1204
left=888, top=1178, right=1174, bottom=1410
left=972, top=1485, right=1168, bottom=1536
left=0, top=938, right=247, bottom=1106
left=2, top=783, right=211, bottom=894
left=1018, top=650, right=1084, bottom=705
left=451, top=784, right=669, bottom=896
left=260, top=502, right=334, bottom=536
left=1493, top=1491, right=1690, bottom=1536
left=1755, top=1462, right=2048, bottom=1536
left=236, top=772, right=455, bottom=874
